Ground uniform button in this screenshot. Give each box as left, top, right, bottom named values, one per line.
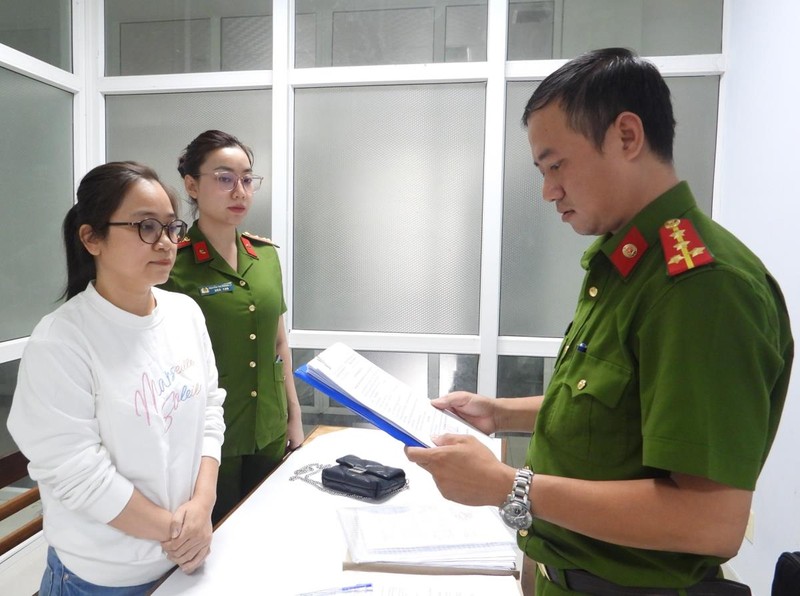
left=249, top=361, right=256, bottom=368
left=588, top=287, right=598, bottom=298
left=577, top=379, right=587, bottom=390
left=519, top=529, right=528, bottom=537
left=250, top=390, right=257, bottom=397
left=249, top=333, right=256, bottom=340
left=239, top=280, right=247, bottom=287
left=248, top=304, right=256, bottom=312
left=622, top=243, right=637, bottom=258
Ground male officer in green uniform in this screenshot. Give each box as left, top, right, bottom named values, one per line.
left=406, top=48, right=793, bottom=595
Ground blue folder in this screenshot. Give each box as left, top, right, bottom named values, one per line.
left=294, top=364, right=428, bottom=448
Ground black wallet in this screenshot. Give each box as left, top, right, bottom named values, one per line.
left=772, top=551, right=800, bottom=595
left=321, top=454, right=406, bottom=500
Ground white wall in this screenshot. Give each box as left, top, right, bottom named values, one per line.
left=718, top=1, right=800, bottom=594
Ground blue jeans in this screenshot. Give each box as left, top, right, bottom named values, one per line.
left=40, top=547, right=158, bottom=596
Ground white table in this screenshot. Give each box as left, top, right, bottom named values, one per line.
left=153, top=427, right=522, bottom=595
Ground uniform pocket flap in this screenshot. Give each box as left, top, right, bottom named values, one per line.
left=562, top=352, right=631, bottom=410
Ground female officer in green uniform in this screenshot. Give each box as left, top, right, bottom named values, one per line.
left=162, top=130, right=304, bottom=524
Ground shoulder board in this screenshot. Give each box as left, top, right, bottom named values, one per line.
left=659, top=218, right=714, bottom=277
left=242, top=231, right=278, bottom=248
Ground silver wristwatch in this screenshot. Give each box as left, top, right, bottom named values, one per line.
left=499, top=467, right=534, bottom=535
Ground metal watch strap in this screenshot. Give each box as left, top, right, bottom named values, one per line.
left=511, top=468, right=534, bottom=511
left=501, top=467, right=534, bottom=534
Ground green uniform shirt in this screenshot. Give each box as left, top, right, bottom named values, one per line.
left=161, top=223, right=289, bottom=458
left=521, top=182, right=794, bottom=591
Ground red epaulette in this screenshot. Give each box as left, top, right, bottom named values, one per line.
left=177, top=237, right=191, bottom=249
left=241, top=231, right=278, bottom=247
left=659, top=218, right=714, bottom=276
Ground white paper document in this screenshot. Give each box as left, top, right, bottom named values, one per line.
left=337, top=503, right=519, bottom=575
left=303, top=342, right=495, bottom=449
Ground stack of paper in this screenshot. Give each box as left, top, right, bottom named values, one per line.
left=337, top=503, right=519, bottom=577
left=295, top=343, right=495, bottom=449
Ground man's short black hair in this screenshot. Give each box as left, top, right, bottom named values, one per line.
left=522, top=47, right=676, bottom=163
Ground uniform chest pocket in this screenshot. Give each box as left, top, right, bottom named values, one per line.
left=542, top=352, right=639, bottom=467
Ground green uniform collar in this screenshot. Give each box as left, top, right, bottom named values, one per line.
left=183, top=223, right=258, bottom=275
left=580, top=181, right=697, bottom=275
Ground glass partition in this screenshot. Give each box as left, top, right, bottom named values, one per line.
left=104, top=0, right=273, bottom=75
left=293, top=83, right=486, bottom=334
left=0, top=68, right=73, bottom=341
left=508, top=0, right=723, bottom=60
left=0, top=0, right=72, bottom=71
left=294, top=0, right=488, bottom=67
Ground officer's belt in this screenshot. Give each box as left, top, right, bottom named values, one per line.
left=536, top=562, right=750, bottom=595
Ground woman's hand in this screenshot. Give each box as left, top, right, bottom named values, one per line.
left=161, top=499, right=214, bottom=574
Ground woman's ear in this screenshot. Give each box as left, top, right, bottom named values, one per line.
left=184, top=174, right=199, bottom=200
left=615, top=111, right=645, bottom=160
left=79, top=223, right=101, bottom=256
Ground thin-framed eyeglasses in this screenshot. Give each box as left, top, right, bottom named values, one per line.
left=106, top=218, right=188, bottom=245
left=197, top=171, right=264, bottom=193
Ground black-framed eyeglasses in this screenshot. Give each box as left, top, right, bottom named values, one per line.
left=106, top=218, right=188, bottom=245
left=197, top=171, right=264, bottom=193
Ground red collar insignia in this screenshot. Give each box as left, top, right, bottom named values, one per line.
left=659, top=218, right=714, bottom=276
left=193, top=240, right=211, bottom=263
left=609, top=226, right=648, bottom=278
left=240, top=235, right=258, bottom=259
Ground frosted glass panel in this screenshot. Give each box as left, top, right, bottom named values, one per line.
left=293, top=349, right=478, bottom=429
left=0, top=68, right=72, bottom=341
left=294, top=84, right=485, bottom=334
left=669, top=77, right=719, bottom=213
left=221, top=16, right=272, bottom=71
left=445, top=5, right=487, bottom=62
left=500, top=83, right=591, bottom=338
left=500, top=77, right=718, bottom=337
left=105, top=91, right=273, bottom=236
left=507, top=2, right=554, bottom=60
left=295, top=0, right=487, bottom=67
left=104, top=0, right=272, bottom=75
left=0, top=0, right=71, bottom=71
left=333, top=8, right=433, bottom=66
left=509, top=0, right=723, bottom=60
left=295, top=13, right=317, bottom=68
left=120, top=19, right=210, bottom=75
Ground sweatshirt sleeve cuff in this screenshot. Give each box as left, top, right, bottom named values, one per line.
left=89, top=474, right=135, bottom=524
left=202, top=437, right=222, bottom=464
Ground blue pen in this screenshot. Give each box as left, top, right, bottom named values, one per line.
left=297, top=583, right=373, bottom=596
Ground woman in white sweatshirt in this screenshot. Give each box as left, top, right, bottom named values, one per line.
left=7, top=161, right=226, bottom=595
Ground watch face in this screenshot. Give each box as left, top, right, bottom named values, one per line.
left=501, top=502, right=532, bottom=530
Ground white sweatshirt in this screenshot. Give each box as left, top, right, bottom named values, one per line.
left=7, top=283, right=225, bottom=587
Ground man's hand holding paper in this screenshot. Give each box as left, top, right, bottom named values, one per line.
left=405, top=434, right=514, bottom=507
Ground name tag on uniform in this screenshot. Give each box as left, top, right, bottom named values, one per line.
left=199, top=281, right=234, bottom=296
